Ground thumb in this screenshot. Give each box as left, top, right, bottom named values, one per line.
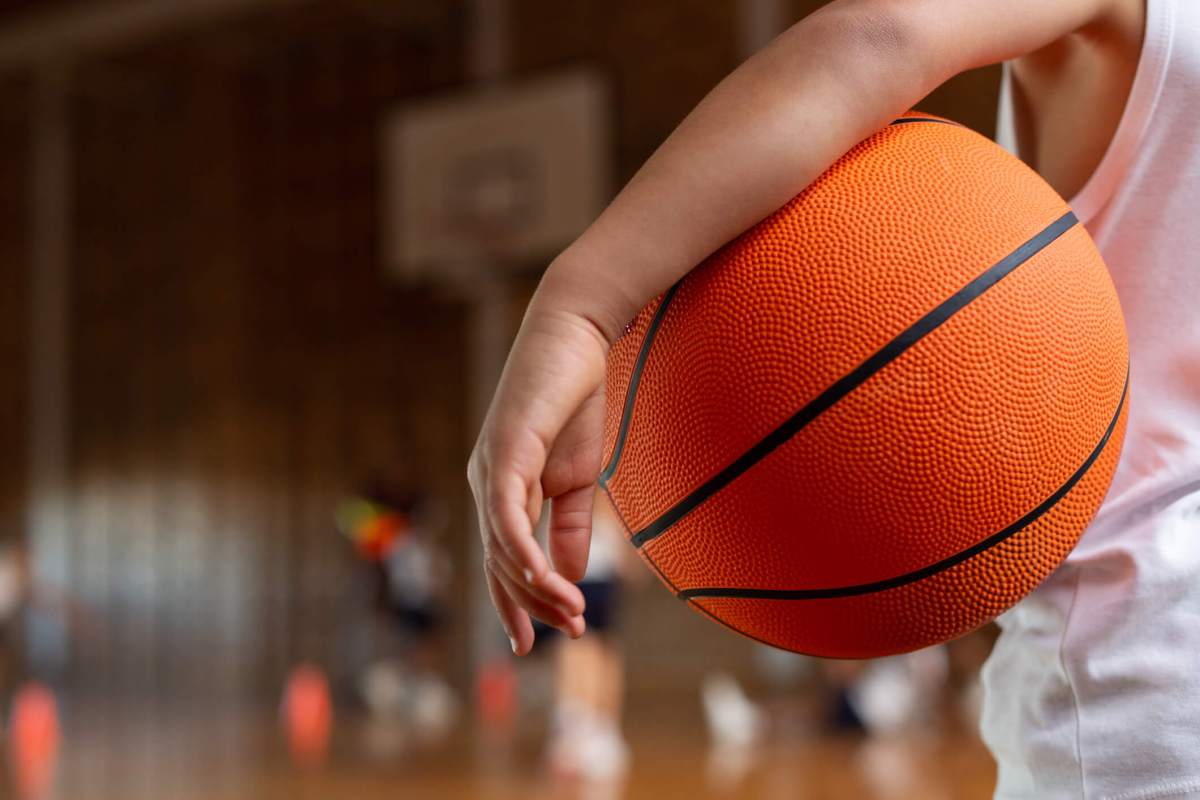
left=543, top=383, right=607, bottom=582
left=548, top=484, right=597, bottom=583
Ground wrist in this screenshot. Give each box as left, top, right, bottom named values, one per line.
left=535, top=249, right=643, bottom=347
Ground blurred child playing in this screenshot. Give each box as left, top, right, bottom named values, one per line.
left=337, top=485, right=458, bottom=739
left=542, top=491, right=638, bottom=782
left=468, top=1, right=1200, bottom=796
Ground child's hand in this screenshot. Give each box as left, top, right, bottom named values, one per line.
left=468, top=266, right=627, bottom=655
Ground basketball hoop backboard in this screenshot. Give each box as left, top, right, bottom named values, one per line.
left=381, top=69, right=611, bottom=281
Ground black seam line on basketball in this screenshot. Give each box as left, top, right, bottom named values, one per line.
left=677, top=366, right=1127, bottom=601
left=630, top=210, right=1079, bottom=549
left=890, top=117, right=962, bottom=126
left=600, top=483, right=683, bottom=594
left=604, top=118, right=947, bottom=488
left=599, top=281, right=682, bottom=485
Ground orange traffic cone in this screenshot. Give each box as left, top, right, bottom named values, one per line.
left=476, top=656, right=517, bottom=732
left=282, top=663, right=332, bottom=768
left=7, top=682, right=60, bottom=800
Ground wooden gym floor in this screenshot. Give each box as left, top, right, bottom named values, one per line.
left=19, top=698, right=995, bottom=800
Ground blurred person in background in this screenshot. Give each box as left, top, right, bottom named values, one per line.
left=0, top=539, right=89, bottom=708
left=336, top=481, right=458, bottom=743
left=831, top=629, right=996, bottom=736
left=0, top=540, right=28, bottom=703
left=537, top=491, right=641, bottom=783
left=700, top=636, right=979, bottom=752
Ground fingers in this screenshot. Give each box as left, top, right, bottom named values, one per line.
left=473, top=457, right=586, bottom=655
left=493, top=562, right=584, bottom=635
left=548, top=484, right=596, bottom=583
left=489, top=545, right=585, bottom=619
left=485, top=475, right=584, bottom=612
left=485, top=568, right=532, bottom=654
left=486, top=470, right=549, bottom=579
left=542, top=386, right=607, bottom=583
left=485, top=559, right=584, bottom=656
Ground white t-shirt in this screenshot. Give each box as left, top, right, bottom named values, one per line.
left=986, top=1, right=1200, bottom=797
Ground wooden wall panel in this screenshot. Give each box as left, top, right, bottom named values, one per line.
left=64, top=5, right=470, bottom=702
left=510, top=0, right=741, bottom=184
left=0, top=78, right=29, bottom=544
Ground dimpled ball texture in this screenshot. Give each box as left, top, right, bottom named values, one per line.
left=599, top=112, right=1129, bottom=658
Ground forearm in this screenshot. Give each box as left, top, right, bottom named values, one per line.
left=534, top=0, right=1112, bottom=343
left=536, top=5, right=939, bottom=341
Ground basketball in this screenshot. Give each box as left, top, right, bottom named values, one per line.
left=599, top=112, right=1129, bottom=658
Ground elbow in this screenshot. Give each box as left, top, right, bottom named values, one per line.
left=822, top=1, right=916, bottom=55
left=777, top=0, right=947, bottom=107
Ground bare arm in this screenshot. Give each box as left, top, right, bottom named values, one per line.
left=470, top=0, right=1123, bottom=655
left=546, top=0, right=1120, bottom=338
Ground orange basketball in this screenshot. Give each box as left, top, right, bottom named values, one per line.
left=600, top=113, right=1129, bottom=658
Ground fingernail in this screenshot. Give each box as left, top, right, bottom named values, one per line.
left=509, top=636, right=518, bottom=654
left=523, top=568, right=535, bottom=584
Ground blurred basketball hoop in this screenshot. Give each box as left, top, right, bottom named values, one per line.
left=382, top=70, right=611, bottom=281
